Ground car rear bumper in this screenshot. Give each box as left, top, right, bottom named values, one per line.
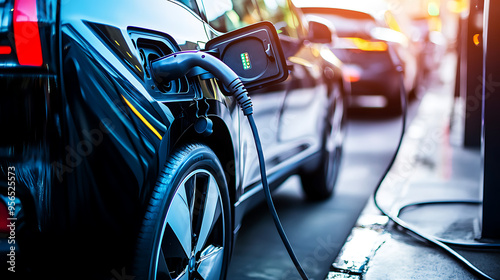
left=335, top=49, right=401, bottom=107
left=351, top=70, right=400, bottom=97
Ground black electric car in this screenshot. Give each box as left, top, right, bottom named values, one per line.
left=0, top=0, right=347, bottom=279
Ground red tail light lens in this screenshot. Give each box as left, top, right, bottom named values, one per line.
left=13, top=0, right=43, bottom=66
left=342, top=64, right=362, bottom=83
left=0, top=199, right=8, bottom=233
left=0, top=46, right=12, bottom=55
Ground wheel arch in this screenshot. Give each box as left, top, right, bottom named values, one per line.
left=168, top=115, right=238, bottom=216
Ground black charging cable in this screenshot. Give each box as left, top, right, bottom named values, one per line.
left=394, top=200, right=500, bottom=249
left=152, top=51, right=310, bottom=280
left=372, top=60, right=497, bottom=280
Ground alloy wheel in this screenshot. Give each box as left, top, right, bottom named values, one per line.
left=154, top=169, right=226, bottom=280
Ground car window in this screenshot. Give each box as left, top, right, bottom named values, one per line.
left=175, top=0, right=203, bottom=17
left=306, top=10, right=378, bottom=38
left=202, top=0, right=261, bottom=33
left=254, top=0, right=303, bottom=39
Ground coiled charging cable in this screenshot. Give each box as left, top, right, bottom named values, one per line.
left=152, top=51, right=310, bottom=280
left=372, top=62, right=499, bottom=280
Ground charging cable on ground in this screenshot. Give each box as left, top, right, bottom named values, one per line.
left=152, top=51, right=310, bottom=280
left=373, top=62, right=499, bottom=280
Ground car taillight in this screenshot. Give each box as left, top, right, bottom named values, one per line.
left=13, top=0, right=43, bottom=66
left=0, top=199, right=8, bottom=233
left=0, top=46, right=12, bottom=54
left=342, top=64, right=362, bottom=83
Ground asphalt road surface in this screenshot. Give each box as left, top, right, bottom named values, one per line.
left=227, top=102, right=421, bottom=280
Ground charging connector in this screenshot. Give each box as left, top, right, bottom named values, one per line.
left=152, top=51, right=253, bottom=116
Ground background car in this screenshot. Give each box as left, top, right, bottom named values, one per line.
left=0, top=0, right=346, bottom=279
left=294, top=0, right=421, bottom=112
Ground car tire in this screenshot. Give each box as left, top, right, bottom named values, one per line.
left=133, top=143, right=232, bottom=280
left=300, top=90, right=345, bottom=201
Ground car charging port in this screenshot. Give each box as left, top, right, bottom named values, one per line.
left=137, top=38, right=189, bottom=95
left=129, top=32, right=190, bottom=99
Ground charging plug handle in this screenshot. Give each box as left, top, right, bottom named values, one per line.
left=151, top=51, right=253, bottom=116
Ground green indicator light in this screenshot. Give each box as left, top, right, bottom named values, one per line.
left=241, top=52, right=251, bottom=70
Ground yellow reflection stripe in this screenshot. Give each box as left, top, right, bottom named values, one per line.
left=122, top=95, right=162, bottom=140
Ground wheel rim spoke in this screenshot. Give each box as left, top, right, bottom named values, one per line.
left=196, top=246, right=224, bottom=280
left=166, top=187, right=192, bottom=257
left=175, top=269, right=189, bottom=280
left=194, top=175, right=221, bottom=254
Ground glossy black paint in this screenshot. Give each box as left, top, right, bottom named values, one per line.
left=0, top=0, right=345, bottom=278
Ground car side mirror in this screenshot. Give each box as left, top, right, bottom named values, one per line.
left=306, top=16, right=334, bottom=44
left=204, top=21, right=288, bottom=91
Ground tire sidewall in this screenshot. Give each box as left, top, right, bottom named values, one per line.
left=135, top=144, right=232, bottom=280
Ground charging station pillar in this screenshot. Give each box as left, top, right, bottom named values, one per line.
left=463, top=0, right=484, bottom=147
left=480, top=0, right=500, bottom=239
